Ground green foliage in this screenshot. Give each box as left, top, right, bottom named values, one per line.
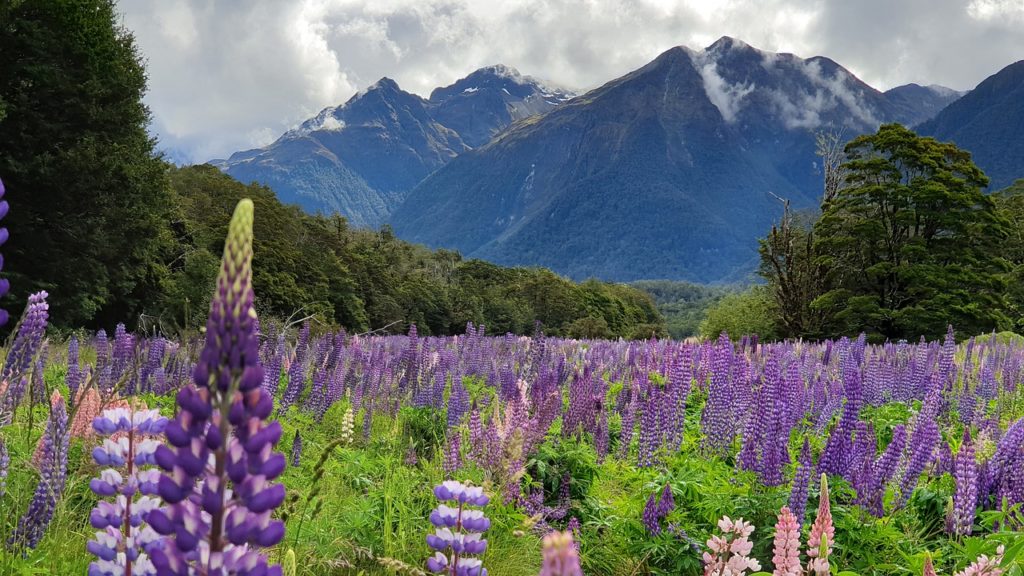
left=0, top=0, right=172, bottom=328
left=698, top=285, right=778, bottom=340
left=812, top=124, right=1010, bottom=342
left=631, top=280, right=731, bottom=339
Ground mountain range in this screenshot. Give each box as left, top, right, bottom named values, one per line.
left=214, top=37, right=1023, bottom=283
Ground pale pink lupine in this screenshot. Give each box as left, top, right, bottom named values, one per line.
left=806, top=474, right=834, bottom=576
left=923, top=556, right=938, bottom=576
left=771, top=506, right=802, bottom=576
left=703, top=516, right=762, bottom=576
left=953, top=546, right=1005, bottom=576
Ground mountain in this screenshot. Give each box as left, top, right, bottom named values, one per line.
left=918, top=60, right=1024, bottom=190
left=390, top=37, right=954, bottom=283
left=213, top=68, right=573, bottom=227
left=429, top=64, right=574, bottom=147
left=884, top=83, right=965, bottom=127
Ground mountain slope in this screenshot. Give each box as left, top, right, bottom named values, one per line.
left=884, top=83, right=964, bottom=126
left=213, top=68, right=572, bottom=226
left=390, top=37, right=929, bottom=282
left=918, top=60, right=1024, bottom=190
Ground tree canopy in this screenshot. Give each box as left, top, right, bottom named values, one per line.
left=811, top=123, right=1009, bottom=341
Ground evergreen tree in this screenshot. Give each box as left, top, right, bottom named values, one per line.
left=812, top=124, right=1008, bottom=341
left=0, top=0, right=171, bottom=328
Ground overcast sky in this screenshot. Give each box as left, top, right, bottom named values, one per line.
left=118, top=0, right=1024, bottom=163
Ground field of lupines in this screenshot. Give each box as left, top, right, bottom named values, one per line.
left=0, top=197, right=1022, bottom=575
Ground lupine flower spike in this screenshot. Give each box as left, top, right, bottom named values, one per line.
left=0, top=175, right=9, bottom=326
left=87, top=406, right=168, bottom=576
left=148, top=199, right=286, bottom=575
left=426, top=480, right=489, bottom=576
left=806, top=474, right=834, bottom=576
left=702, top=516, right=761, bottom=576
left=539, top=531, right=583, bottom=576
left=771, top=506, right=801, bottom=576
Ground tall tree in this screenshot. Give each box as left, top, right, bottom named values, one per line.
left=0, top=0, right=171, bottom=328
left=812, top=124, right=1008, bottom=341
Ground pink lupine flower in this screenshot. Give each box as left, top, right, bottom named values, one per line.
left=771, top=507, right=801, bottom=576
left=953, top=546, right=1005, bottom=576
left=806, top=474, right=834, bottom=575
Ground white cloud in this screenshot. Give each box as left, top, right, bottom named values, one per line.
left=116, top=0, right=1024, bottom=162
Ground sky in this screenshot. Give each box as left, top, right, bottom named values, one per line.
left=118, top=0, right=1024, bottom=164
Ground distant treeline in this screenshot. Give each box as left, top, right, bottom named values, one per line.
left=630, top=280, right=734, bottom=339
left=166, top=166, right=666, bottom=338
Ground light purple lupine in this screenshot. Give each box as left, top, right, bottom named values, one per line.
left=947, top=429, right=977, bottom=535
left=0, top=437, right=8, bottom=499
left=426, top=481, right=489, bottom=576
left=87, top=407, right=168, bottom=576
left=863, top=424, right=906, bottom=517
left=0, top=291, right=50, bottom=424
left=0, top=177, right=9, bottom=326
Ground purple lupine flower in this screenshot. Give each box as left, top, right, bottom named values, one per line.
left=789, top=437, right=813, bottom=526
left=642, top=491, right=661, bottom=535
left=87, top=407, right=168, bottom=576
left=0, top=291, right=50, bottom=424
left=66, top=336, right=84, bottom=405
left=111, top=323, right=134, bottom=387
left=637, top=385, right=661, bottom=468
left=442, top=433, right=462, bottom=478
left=426, top=481, right=489, bottom=576
left=279, top=326, right=310, bottom=414
left=947, top=429, right=977, bottom=536
left=261, top=335, right=285, bottom=397
left=700, top=333, right=734, bottom=456
left=987, top=417, right=1024, bottom=509
left=8, top=391, right=69, bottom=550
left=290, top=431, right=303, bottom=468
left=30, top=342, right=48, bottom=405
left=447, top=375, right=470, bottom=428
left=896, top=417, right=940, bottom=509
left=863, top=424, right=907, bottom=517
left=148, top=199, right=285, bottom=575
left=0, top=177, right=8, bottom=326
left=657, top=483, right=675, bottom=518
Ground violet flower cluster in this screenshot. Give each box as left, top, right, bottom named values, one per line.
left=0, top=291, right=50, bottom=425
left=148, top=199, right=286, bottom=575
left=426, top=480, right=490, bottom=576
left=87, top=407, right=168, bottom=576
left=7, top=391, right=68, bottom=551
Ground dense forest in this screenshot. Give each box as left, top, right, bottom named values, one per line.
left=0, top=0, right=664, bottom=339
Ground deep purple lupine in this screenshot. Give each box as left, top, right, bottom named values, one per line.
left=8, top=392, right=69, bottom=551
left=148, top=200, right=285, bottom=576
left=947, top=429, right=977, bottom=535
left=637, top=385, right=662, bottom=468
left=30, top=342, right=48, bottom=405
left=111, top=323, right=134, bottom=386
left=789, top=437, right=813, bottom=526
left=700, top=333, right=734, bottom=457
left=896, top=417, right=940, bottom=509
left=0, top=291, right=50, bottom=424
left=642, top=491, right=661, bottom=535
left=986, top=417, right=1024, bottom=510
left=819, top=352, right=863, bottom=479
left=279, top=328, right=310, bottom=414
left=657, top=483, right=675, bottom=519
left=426, top=481, right=489, bottom=576
left=863, top=424, right=906, bottom=517
left=87, top=407, right=168, bottom=576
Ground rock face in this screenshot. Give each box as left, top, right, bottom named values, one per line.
left=390, top=37, right=965, bottom=282
left=918, top=60, right=1024, bottom=191
left=212, top=68, right=573, bottom=227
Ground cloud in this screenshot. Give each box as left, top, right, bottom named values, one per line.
left=116, top=0, right=1024, bottom=162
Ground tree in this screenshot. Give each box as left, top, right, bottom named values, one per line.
left=698, top=286, right=778, bottom=341
left=812, top=124, right=1009, bottom=341
left=758, top=127, right=843, bottom=338
left=0, top=0, right=171, bottom=328
left=992, top=179, right=1024, bottom=331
